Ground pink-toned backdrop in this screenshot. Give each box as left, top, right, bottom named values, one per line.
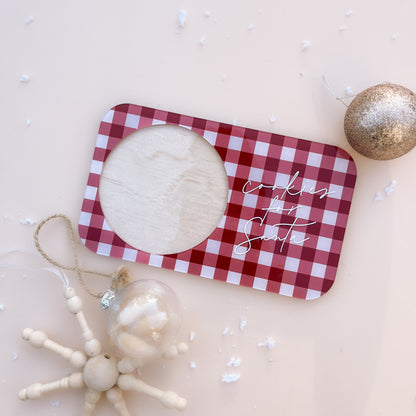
left=2, top=1, right=416, bottom=415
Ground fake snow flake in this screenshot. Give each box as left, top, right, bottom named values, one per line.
left=257, top=336, right=276, bottom=350
left=50, top=400, right=60, bottom=407
left=25, top=119, right=31, bottom=127
left=25, top=16, right=34, bottom=24
left=385, top=180, right=397, bottom=196
left=222, top=327, right=230, bottom=336
left=239, top=318, right=247, bottom=331
left=177, top=10, right=187, bottom=28
left=338, top=25, right=347, bottom=31
left=227, top=357, right=241, bottom=368
left=269, top=115, right=276, bottom=124
left=20, top=74, right=30, bottom=83
left=301, top=40, right=311, bottom=50
left=189, top=361, right=196, bottom=369
left=221, top=373, right=240, bottom=383
left=391, top=32, right=398, bottom=40
left=189, top=331, right=195, bottom=342
left=20, top=218, right=37, bottom=226
left=204, top=10, right=211, bottom=17
left=0, top=304, right=5, bottom=311
left=247, top=23, right=254, bottom=31
left=374, top=192, right=382, bottom=202
left=345, top=10, right=353, bottom=16
left=12, top=352, right=19, bottom=360
left=199, top=36, right=206, bottom=45
left=345, top=86, right=353, bottom=96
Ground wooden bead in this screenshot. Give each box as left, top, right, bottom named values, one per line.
left=83, top=353, right=119, bottom=392
left=84, top=339, right=101, bottom=357
left=69, top=350, right=87, bottom=368
left=66, top=295, right=82, bottom=314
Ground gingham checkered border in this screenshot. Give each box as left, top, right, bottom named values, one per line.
left=79, top=104, right=356, bottom=300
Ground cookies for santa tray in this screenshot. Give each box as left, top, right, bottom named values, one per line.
left=79, top=104, right=356, bottom=300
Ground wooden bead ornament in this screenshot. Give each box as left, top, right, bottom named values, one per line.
left=19, top=215, right=188, bottom=415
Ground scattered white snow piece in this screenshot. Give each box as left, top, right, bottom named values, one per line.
left=301, top=40, right=311, bottom=50
left=25, top=16, right=34, bottom=24
left=338, top=25, right=347, bottom=31
left=22, top=273, right=28, bottom=279
left=25, top=119, right=31, bottom=127
left=227, top=356, right=241, bottom=368
left=20, top=74, right=30, bottom=83
left=374, top=192, right=382, bottom=202
left=231, top=120, right=237, bottom=127
left=204, top=10, right=211, bottom=17
left=20, top=217, right=37, bottom=225
left=0, top=274, right=5, bottom=279
left=345, top=10, right=353, bottom=16
left=299, top=71, right=304, bottom=77
left=177, top=10, right=187, bottom=28
left=190, top=361, right=196, bottom=369
left=231, top=344, right=237, bottom=348
left=222, top=327, right=230, bottom=336
left=50, top=400, right=61, bottom=407
left=221, top=73, right=227, bottom=81
left=257, top=336, right=276, bottom=350
left=189, top=331, right=195, bottom=342
left=269, top=115, right=276, bottom=124
left=199, top=36, right=206, bottom=45
left=0, top=304, right=5, bottom=311
left=239, top=317, right=247, bottom=331
left=247, top=23, right=254, bottom=31
left=391, top=32, right=398, bottom=40
left=221, top=373, right=240, bottom=383
left=385, top=180, right=397, bottom=196
left=345, top=86, right=353, bottom=96
left=12, top=352, right=18, bottom=360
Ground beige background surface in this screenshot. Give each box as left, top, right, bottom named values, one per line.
left=2, top=1, right=416, bottom=415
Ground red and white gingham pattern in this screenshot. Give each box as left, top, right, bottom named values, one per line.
left=79, top=104, right=356, bottom=300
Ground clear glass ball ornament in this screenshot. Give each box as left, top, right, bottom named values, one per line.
left=106, top=280, right=182, bottom=360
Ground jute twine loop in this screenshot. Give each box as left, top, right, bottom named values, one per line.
left=34, top=214, right=130, bottom=298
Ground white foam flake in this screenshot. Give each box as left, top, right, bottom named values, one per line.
left=239, top=317, right=247, bottom=331
left=204, top=10, right=211, bottom=17
left=221, top=373, right=240, bottom=383
left=391, top=32, right=398, bottom=40
left=50, top=400, right=61, bottom=407
left=385, top=180, right=397, bottom=196
left=301, top=40, right=311, bottom=50
left=190, top=361, right=196, bottom=369
left=20, top=217, right=37, bottom=225
left=374, top=192, right=382, bottom=202
left=222, top=327, right=230, bottom=336
left=189, top=331, right=195, bottom=342
left=269, top=115, right=276, bottom=123
left=257, top=336, right=276, bottom=350
left=345, top=10, right=353, bottom=16
left=12, top=352, right=18, bottom=360
left=0, top=304, right=5, bottom=311
left=248, top=23, right=254, bottom=31
left=199, top=36, right=206, bottom=45
left=227, top=356, right=241, bottom=368
left=25, top=119, right=31, bottom=127
left=177, top=10, right=187, bottom=28
left=345, top=86, right=353, bottom=96
left=25, top=16, right=34, bottom=24
left=20, top=74, right=30, bottom=83
left=338, top=25, right=346, bottom=31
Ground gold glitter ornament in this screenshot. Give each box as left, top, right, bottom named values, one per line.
left=344, top=83, right=416, bottom=160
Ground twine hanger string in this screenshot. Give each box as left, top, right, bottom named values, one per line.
left=34, top=214, right=128, bottom=299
